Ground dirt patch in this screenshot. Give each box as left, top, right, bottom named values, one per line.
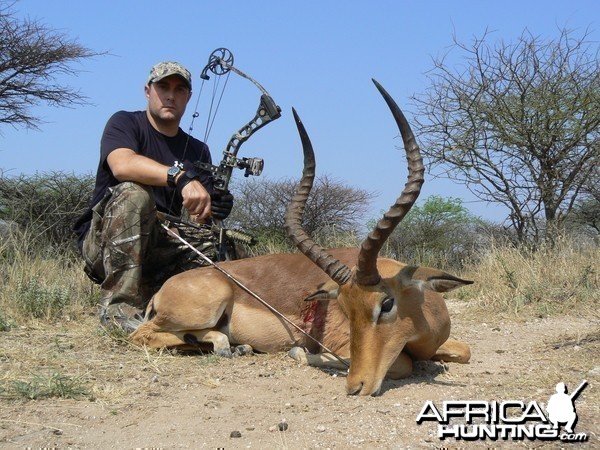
left=1, top=301, right=598, bottom=449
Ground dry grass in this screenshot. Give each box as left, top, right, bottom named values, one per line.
left=0, top=232, right=219, bottom=403
left=0, top=314, right=222, bottom=403
left=458, top=236, right=599, bottom=319
left=1, top=230, right=598, bottom=404
left=2, top=230, right=598, bottom=327
left=1, top=231, right=599, bottom=448
left=0, top=230, right=98, bottom=326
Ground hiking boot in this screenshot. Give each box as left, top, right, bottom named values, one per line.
left=99, top=303, right=144, bottom=333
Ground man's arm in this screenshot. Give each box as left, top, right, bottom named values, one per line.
left=107, top=148, right=212, bottom=218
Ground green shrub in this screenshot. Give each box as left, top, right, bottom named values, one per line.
left=9, top=372, right=88, bottom=400
left=15, top=279, right=71, bottom=320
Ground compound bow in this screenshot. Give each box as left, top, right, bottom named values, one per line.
left=193, top=48, right=281, bottom=260
left=194, top=48, right=281, bottom=193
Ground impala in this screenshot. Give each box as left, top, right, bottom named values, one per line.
left=131, top=80, right=472, bottom=396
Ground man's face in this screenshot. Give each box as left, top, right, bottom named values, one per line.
left=145, top=75, right=192, bottom=124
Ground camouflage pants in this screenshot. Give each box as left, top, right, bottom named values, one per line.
left=82, top=182, right=216, bottom=321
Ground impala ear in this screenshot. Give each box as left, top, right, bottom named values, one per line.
left=305, top=281, right=340, bottom=301
left=398, top=265, right=474, bottom=293
left=424, top=276, right=474, bottom=293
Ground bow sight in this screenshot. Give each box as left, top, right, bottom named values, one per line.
left=194, top=48, right=281, bottom=193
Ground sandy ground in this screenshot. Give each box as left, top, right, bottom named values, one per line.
left=1, top=300, right=598, bottom=449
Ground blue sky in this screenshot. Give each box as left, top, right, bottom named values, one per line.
left=1, top=0, right=598, bottom=224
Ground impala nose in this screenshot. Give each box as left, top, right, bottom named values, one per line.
left=346, top=382, right=363, bottom=396
left=346, top=380, right=382, bottom=396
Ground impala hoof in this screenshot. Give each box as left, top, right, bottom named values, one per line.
left=215, top=348, right=233, bottom=358
left=288, top=346, right=308, bottom=365
left=234, top=344, right=254, bottom=356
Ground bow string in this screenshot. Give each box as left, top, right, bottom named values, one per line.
left=194, top=48, right=282, bottom=193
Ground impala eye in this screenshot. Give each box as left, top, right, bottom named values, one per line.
left=381, top=297, right=395, bottom=314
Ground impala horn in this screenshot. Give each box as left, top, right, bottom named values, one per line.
left=285, top=80, right=424, bottom=287
left=284, top=108, right=353, bottom=285
left=355, top=79, right=425, bottom=286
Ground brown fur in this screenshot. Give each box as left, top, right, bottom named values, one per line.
left=130, top=248, right=471, bottom=395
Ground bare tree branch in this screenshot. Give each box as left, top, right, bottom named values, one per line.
left=0, top=1, right=104, bottom=130
left=229, top=175, right=375, bottom=247
left=413, top=27, right=600, bottom=243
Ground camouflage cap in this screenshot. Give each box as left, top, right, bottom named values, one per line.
left=147, top=62, right=192, bottom=89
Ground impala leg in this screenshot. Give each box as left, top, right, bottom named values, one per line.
left=181, top=329, right=233, bottom=357
left=288, top=347, right=350, bottom=371
left=385, top=352, right=413, bottom=379
left=431, top=338, right=471, bottom=363
left=288, top=347, right=413, bottom=380
left=130, top=269, right=238, bottom=351
left=130, top=321, right=179, bottom=348
left=131, top=323, right=233, bottom=356
left=307, top=352, right=350, bottom=371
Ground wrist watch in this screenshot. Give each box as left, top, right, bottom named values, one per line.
left=167, top=161, right=184, bottom=187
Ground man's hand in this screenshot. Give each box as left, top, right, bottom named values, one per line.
left=181, top=180, right=212, bottom=219
left=211, top=191, right=234, bottom=221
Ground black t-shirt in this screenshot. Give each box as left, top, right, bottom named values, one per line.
left=73, top=110, right=213, bottom=249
